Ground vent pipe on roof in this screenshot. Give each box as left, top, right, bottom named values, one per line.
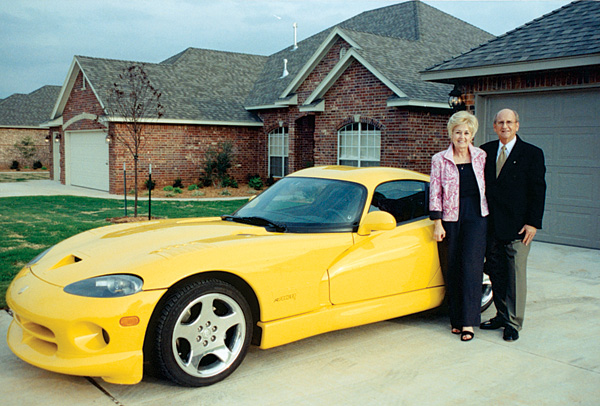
left=280, top=59, right=289, bottom=78
left=293, top=22, right=298, bottom=50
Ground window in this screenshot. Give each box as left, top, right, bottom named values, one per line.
left=338, top=122, right=381, bottom=167
left=269, top=127, right=289, bottom=178
left=370, top=180, right=429, bottom=224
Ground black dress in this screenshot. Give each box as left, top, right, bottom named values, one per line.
left=440, top=163, right=487, bottom=329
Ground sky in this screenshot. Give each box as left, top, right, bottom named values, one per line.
left=0, top=0, right=574, bottom=99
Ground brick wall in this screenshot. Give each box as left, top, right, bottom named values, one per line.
left=258, top=37, right=452, bottom=176
left=460, top=67, right=600, bottom=110
left=108, top=123, right=263, bottom=194
left=0, top=127, right=51, bottom=169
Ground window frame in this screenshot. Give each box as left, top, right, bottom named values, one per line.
left=268, top=127, right=289, bottom=178
left=337, top=122, right=381, bottom=167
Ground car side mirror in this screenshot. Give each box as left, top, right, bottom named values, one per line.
left=357, top=211, right=396, bottom=236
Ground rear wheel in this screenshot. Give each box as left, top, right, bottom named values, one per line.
left=153, top=279, right=252, bottom=386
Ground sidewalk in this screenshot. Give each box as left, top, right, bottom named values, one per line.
left=2, top=241, right=599, bottom=405
left=0, top=179, right=248, bottom=201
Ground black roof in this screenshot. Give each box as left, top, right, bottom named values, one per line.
left=0, top=86, right=61, bottom=127
left=424, top=0, right=599, bottom=74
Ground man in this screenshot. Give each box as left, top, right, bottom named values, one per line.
left=480, top=109, right=546, bottom=342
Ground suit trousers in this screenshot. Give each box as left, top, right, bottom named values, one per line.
left=439, top=195, right=487, bottom=329
left=484, top=237, right=531, bottom=330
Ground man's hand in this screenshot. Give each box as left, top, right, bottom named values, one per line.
left=519, top=224, right=537, bottom=246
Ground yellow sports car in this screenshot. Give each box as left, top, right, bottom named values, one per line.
left=6, top=166, right=491, bottom=387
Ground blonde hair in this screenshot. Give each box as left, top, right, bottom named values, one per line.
left=447, top=111, right=478, bottom=138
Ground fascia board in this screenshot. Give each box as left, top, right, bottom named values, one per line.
left=387, top=98, right=450, bottom=109
left=245, top=104, right=285, bottom=111
left=304, top=49, right=408, bottom=106
left=103, top=116, right=264, bottom=127
left=421, top=54, right=600, bottom=82
left=279, top=27, right=362, bottom=99
left=299, top=99, right=325, bottom=112
left=50, top=57, right=80, bottom=119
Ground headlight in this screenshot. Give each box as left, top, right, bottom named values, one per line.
left=64, top=275, right=143, bottom=298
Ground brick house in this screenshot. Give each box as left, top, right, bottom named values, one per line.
left=422, top=0, right=600, bottom=249
left=0, top=86, right=61, bottom=169
left=47, top=0, right=492, bottom=193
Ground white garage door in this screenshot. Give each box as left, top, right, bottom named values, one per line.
left=67, top=131, right=109, bottom=191
left=479, top=89, right=600, bottom=249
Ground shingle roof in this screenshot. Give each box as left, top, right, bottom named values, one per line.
left=0, top=85, right=61, bottom=127
left=245, top=0, right=493, bottom=107
left=424, top=0, right=600, bottom=73
left=76, top=48, right=267, bottom=123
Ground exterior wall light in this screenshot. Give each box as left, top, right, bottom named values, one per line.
left=448, top=85, right=466, bottom=112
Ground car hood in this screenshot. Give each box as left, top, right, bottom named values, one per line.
left=30, top=217, right=284, bottom=287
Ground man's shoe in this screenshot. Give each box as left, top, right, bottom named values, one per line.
left=480, top=316, right=505, bottom=330
left=503, top=326, right=519, bottom=342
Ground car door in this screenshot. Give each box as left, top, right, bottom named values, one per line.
left=328, top=180, right=442, bottom=305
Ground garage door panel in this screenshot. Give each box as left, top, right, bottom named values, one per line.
left=68, top=131, right=109, bottom=192
left=481, top=89, right=599, bottom=249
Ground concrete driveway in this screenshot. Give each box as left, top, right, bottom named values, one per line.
left=2, top=241, right=599, bottom=405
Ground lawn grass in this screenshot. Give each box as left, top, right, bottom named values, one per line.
left=0, top=195, right=246, bottom=308
left=0, top=171, right=50, bottom=182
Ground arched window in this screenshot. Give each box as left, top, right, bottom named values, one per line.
left=269, top=127, right=289, bottom=177
left=338, top=122, right=381, bottom=167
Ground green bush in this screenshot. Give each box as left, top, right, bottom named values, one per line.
left=188, top=184, right=198, bottom=191
left=221, top=176, right=238, bottom=188
left=173, top=187, right=182, bottom=194
left=173, top=178, right=184, bottom=188
left=163, top=185, right=174, bottom=192
left=248, top=176, right=263, bottom=190
left=146, top=179, right=156, bottom=190
left=33, top=161, right=43, bottom=170
left=10, top=161, right=19, bottom=170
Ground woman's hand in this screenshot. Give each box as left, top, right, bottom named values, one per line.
left=433, top=220, right=446, bottom=242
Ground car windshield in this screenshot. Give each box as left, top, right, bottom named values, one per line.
left=225, top=176, right=367, bottom=233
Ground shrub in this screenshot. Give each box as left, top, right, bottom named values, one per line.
left=248, top=175, right=263, bottom=190
left=266, top=176, right=276, bottom=187
left=173, top=187, right=182, bottom=194
left=163, top=185, right=174, bottom=192
left=10, top=161, right=19, bottom=170
left=221, top=176, right=238, bottom=188
left=201, top=142, right=235, bottom=187
left=145, top=179, right=156, bottom=190
left=33, top=161, right=43, bottom=170
left=220, top=189, right=232, bottom=196
left=173, top=178, right=183, bottom=188
left=188, top=184, right=198, bottom=191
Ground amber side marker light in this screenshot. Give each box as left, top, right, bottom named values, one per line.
left=120, top=316, right=140, bottom=327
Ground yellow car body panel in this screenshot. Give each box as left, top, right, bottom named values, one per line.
left=6, top=166, right=444, bottom=385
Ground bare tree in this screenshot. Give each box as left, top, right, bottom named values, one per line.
left=105, top=64, right=163, bottom=216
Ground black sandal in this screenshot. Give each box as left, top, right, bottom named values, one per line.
left=461, top=331, right=474, bottom=341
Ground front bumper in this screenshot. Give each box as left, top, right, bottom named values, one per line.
left=6, top=268, right=165, bottom=384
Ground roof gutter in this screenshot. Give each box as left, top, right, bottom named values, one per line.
left=421, top=54, right=600, bottom=83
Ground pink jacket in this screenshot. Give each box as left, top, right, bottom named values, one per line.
left=429, top=143, right=489, bottom=222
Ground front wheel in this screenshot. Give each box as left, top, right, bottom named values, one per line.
left=153, top=279, right=252, bottom=386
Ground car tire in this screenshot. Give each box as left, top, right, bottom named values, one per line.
left=481, top=273, right=493, bottom=312
left=153, top=279, right=253, bottom=386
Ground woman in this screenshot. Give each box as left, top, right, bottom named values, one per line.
left=429, top=111, right=488, bottom=342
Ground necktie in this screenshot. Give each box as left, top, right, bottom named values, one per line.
left=496, top=145, right=507, bottom=178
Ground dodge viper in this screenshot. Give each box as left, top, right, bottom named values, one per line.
left=6, top=166, right=492, bottom=386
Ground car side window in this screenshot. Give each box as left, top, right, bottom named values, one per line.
left=370, top=180, right=429, bottom=224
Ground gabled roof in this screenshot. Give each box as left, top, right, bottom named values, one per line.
left=0, top=85, right=61, bottom=128
left=245, top=0, right=493, bottom=109
left=422, top=0, right=600, bottom=81
left=52, top=49, right=268, bottom=126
